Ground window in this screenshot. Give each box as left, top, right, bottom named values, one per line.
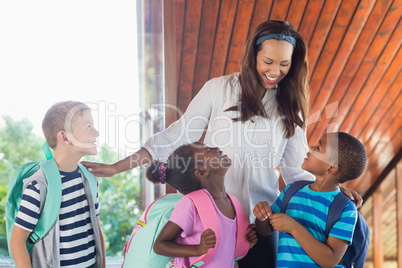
left=0, top=1, right=156, bottom=266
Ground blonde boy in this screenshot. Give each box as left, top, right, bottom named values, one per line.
left=10, top=101, right=106, bottom=268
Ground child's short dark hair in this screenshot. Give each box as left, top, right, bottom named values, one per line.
left=146, top=144, right=201, bottom=195
left=330, top=132, right=367, bottom=183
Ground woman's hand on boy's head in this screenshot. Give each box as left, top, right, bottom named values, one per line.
left=197, top=229, right=216, bottom=256
left=245, top=224, right=258, bottom=249
left=253, top=201, right=272, bottom=221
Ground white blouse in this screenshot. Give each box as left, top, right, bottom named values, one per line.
left=144, top=73, right=315, bottom=221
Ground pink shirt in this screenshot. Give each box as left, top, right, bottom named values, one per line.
left=169, top=189, right=237, bottom=267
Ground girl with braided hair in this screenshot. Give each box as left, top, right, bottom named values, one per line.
left=147, top=142, right=257, bottom=267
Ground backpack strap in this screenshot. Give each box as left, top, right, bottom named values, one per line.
left=227, top=193, right=250, bottom=262
left=28, top=159, right=62, bottom=247
left=280, top=180, right=313, bottom=213
left=6, top=162, right=41, bottom=255
left=186, top=190, right=220, bottom=268
left=78, top=163, right=97, bottom=204
left=325, top=192, right=351, bottom=237
left=41, top=141, right=53, bottom=160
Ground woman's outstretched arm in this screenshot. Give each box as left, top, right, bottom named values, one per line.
left=82, top=147, right=152, bottom=177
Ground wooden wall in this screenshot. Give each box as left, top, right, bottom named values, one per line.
left=360, top=157, right=402, bottom=267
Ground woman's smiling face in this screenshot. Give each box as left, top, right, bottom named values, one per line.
left=256, top=38, right=293, bottom=90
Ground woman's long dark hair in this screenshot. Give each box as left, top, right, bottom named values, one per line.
left=225, top=20, right=309, bottom=138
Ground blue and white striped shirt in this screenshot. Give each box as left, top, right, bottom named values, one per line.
left=271, top=184, right=357, bottom=268
left=15, top=168, right=100, bottom=268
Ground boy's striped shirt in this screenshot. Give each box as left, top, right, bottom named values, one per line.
left=271, top=183, right=357, bottom=268
left=15, top=168, right=100, bottom=268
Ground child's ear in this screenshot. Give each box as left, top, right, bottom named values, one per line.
left=194, top=167, right=209, bottom=179
left=56, top=131, right=70, bottom=145
left=328, top=164, right=339, bottom=175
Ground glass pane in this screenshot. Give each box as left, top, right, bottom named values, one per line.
left=140, top=0, right=165, bottom=204
left=0, top=1, right=143, bottom=266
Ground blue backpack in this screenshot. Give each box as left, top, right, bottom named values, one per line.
left=281, top=180, right=369, bottom=268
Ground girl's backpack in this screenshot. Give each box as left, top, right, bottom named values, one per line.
left=281, top=180, right=370, bottom=268
left=5, top=142, right=97, bottom=258
left=121, top=189, right=250, bottom=268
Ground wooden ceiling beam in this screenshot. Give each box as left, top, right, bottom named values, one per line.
left=346, top=104, right=401, bottom=192
left=248, top=0, right=273, bottom=40
left=308, top=0, right=380, bottom=144
left=352, top=117, right=401, bottom=194
left=365, top=104, right=401, bottom=154
left=270, top=0, right=290, bottom=21
left=355, top=135, right=400, bottom=194
left=208, top=0, right=237, bottom=80
left=225, top=0, right=255, bottom=75
left=177, top=0, right=203, bottom=111
left=192, top=0, right=220, bottom=95
left=307, top=0, right=360, bottom=125
left=309, top=0, right=378, bottom=109
left=308, top=18, right=402, bottom=146
left=349, top=71, right=402, bottom=141
left=298, top=0, right=325, bottom=45
left=306, top=0, right=341, bottom=73
left=351, top=147, right=402, bottom=200
left=336, top=20, right=402, bottom=131
left=355, top=78, right=401, bottom=147
left=285, top=0, right=307, bottom=31
left=329, top=0, right=396, bottom=133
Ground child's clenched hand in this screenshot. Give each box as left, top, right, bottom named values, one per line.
left=269, top=213, right=297, bottom=234
left=197, top=229, right=216, bottom=255
left=245, top=224, right=258, bottom=249
left=253, top=201, right=272, bottom=221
